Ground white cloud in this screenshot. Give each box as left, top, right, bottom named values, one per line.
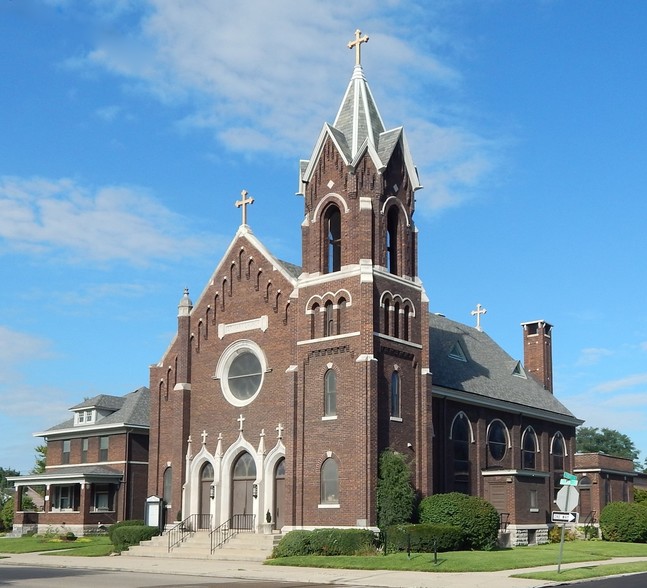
left=69, top=1, right=499, bottom=215
left=591, top=373, right=647, bottom=394
left=576, top=347, right=614, bottom=367
left=0, top=326, right=54, bottom=371
left=0, top=176, right=211, bottom=265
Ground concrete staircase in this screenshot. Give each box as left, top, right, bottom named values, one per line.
left=123, top=530, right=281, bottom=562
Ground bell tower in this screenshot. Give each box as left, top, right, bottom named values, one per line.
left=289, top=31, right=431, bottom=529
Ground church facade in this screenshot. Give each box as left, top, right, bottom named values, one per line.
left=148, top=33, right=582, bottom=546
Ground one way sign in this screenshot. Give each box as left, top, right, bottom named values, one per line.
left=552, top=511, right=579, bottom=523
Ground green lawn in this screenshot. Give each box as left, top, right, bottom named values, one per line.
left=266, top=541, right=647, bottom=573
left=0, top=535, right=113, bottom=557
left=514, top=561, right=647, bottom=583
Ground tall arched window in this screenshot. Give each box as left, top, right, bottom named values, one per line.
left=403, top=305, right=410, bottom=341
left=451, top=413, right=470, bottom=494
left=551, top=433, right=565, bottom=499
left=324, top=369, right=337, bottom=417
left=324, top=301, right=334, bottom=337
left=393, top=301, right=400, bottom=339
left=386, top=206, right=399, bottom=274
left=320, top=458, right=339, bottom=504
left=522, top=427, right=537, bottom=470
left=310, top=303, right=319, bottom=339
left=163, top=466, right=173, bottom=505
left=337, top=298, right=346, bottom=334
left=324, top=205, right=341, bottom=273
left=383, top=298, right=390, bottom=336
left=487, top=420, right=508, bottom=462
left=390, top=371, right=401, bottom=418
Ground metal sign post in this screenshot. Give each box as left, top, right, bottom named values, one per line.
left=555, top=473, right=580, bottom=574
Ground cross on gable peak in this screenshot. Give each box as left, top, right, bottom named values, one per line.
left=200, top=430, right=208, bottom=445
left=471, top=303, right=487, bottom=332
left=348, top=29, right=369, bottom=66
left=276, top=422, right=284, bottom=439
left=235, top=189, right=254, bottom=226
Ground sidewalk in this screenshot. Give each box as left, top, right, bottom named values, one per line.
left=2, top=551, right=647, bottom=588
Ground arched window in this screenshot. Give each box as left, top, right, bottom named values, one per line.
left=522, top=427, right=537, bottom=470
left=337, top=298, right=346, bottom=334
left=487, top=420, right=508, bottom=462
left=386, top=206, right=399, bottom=274
left=324, top=205, right=341, bottom=273
left=403, top=305, right=410, bottom=341
left=383, top=298, right=390, bottom=336
left=320, top=458, right=339, bottom=504
left=393, top=301, right=400, bottom=338
left=311, top=303, right=319, bottom=339
left=551, top=433, right=565, bottom=499
left=163, top=466, right=173, bottom=505
left=324, top=369, right=336, bottom=417
left=324, top=301, right=334, bottom=337
left=451, top=413, right=470, bottom=494
left=390, top=371, right=400, bottom=418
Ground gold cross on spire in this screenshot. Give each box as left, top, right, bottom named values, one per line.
left=235, top=189, right=254, bottom=226
left=348, top=29, right=369, bottom=66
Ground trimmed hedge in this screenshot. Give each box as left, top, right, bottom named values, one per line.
left=107, top=519, right=146, bottom=542
left=272, top=528, right=376, bottom=558
left=419, top=492, right=500, bottom=550
left=384, top=523, right=464, bottom=553
left=111, top=525, right=159, bottom=552
left=600, top=501, right=647, bottom=543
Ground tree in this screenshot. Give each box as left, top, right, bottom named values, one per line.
left=376, top=449, right=415, bottom=529
left=31, top=445, right=47, bottom=475
left=576, top=426, right=639, bottom=462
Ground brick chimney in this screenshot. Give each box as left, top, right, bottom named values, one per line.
left=521, top=320, right=553, bottom=393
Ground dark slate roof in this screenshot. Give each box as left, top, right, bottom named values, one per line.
left=277, top=259, right=302, bottom=279
left=43, top=387, right=150, bottom=433
left=429, top=314, right=579, bottom=421
left=70, top=394, right=124, bottom=411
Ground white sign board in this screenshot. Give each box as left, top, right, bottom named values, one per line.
left=552, top=511, right=579, bottom=523
left=555, top=485, right=579, bottom=512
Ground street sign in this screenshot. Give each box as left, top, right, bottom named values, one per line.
left=552, top=511, right=579, bottom=523
left=560, top=478, right=578, bottom=486
left=556, top=485, right=579, bottom=512
left=563, top=471, right=577, bottom=482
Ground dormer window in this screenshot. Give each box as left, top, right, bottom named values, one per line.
left=75, top=409, right=95, bottom=426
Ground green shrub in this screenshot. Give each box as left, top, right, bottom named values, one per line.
left=600, top=501, right=647, bottom=543
left=419, top=492, right=500, bottom=550
left=376, top=449, right=415, bottom=528
left=384, top=523, right=464, bottom=553
left=110, top=524, right=159, bottom=552
left=548, top=525, right=577, bottom=543
left=107, top=519, right=145, bottom=542
left=272, top=529, right=375, bottom=558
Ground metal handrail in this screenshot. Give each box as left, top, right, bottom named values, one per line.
left=167, top=513, right=212, bottom=552
left=210, top=513, right=255, bottom=553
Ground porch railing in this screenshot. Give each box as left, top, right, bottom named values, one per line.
left=167, top=513, right=212, bottom=552
left=210, top=513, right=255, bottom=553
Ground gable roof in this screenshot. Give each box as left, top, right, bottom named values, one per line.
left=429, top=313, right=581, bottom=425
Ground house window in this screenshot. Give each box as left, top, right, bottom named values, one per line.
left=530, top=489, right=538, bottom=511
left=81, top=438, right=88, bottom=464
left=324, top=204, right=341, bottom=273
left=92, top=484, right=113, bottom=511
left=451, top=413, right=470, bottom=494
left=324, top=369, right=337, bottom=417
left=62, top=440, right=70, bottom=465
left=99, top=436, right=110, bottom=461
left=52, top=485, right=77, bottom=511
left=386, top=206, right=399, bottom=274
left=390, top=371, right=401, bottom=419
left=487, top=420, right=508, bottom=462
left=320, top=458, right=339, bottom=504
left=522, top=428, right=537, bottom=470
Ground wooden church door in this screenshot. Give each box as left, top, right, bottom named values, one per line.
left=232, top=452, right=256, bottom=529
left=274, top=458, right=285, bottom=529
left=199, top=462, right=214, bottom=529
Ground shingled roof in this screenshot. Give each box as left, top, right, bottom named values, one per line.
left=429, top=313, right=581, bottom=424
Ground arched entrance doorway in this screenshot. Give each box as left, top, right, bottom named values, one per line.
left=199, top=462, right=214, bottom=529
left=273, top=457, right=285, bottom=530
left=232, top=451, right=256, bottom=529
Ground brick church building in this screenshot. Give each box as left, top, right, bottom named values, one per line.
left=148, top=32, right=582, bottom=546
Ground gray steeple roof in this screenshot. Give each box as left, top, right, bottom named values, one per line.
left=429, top=314, right=581, bottom=424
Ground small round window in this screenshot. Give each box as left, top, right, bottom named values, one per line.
left=215, top=340, right=266, bottom=407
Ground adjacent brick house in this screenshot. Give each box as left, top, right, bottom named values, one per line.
left=9, top=387, right=149, bottom=536
left=147, top=37, right=582, bottom=546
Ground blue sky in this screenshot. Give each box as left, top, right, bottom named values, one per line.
left=2, top=1, right=646, bottom=474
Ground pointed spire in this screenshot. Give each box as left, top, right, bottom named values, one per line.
left=178, top=287, right=193, bottom=317
left=333, top=30, right=385, bottom=159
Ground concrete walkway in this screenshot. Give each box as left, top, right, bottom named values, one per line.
left=2, top=551, right=647, bottom=588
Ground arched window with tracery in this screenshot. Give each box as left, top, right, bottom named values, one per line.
left=320, top=458, right=339, bottom=504
left=324, top=204, right=341, bottom=273
left=521, top=427, right=537, bottom=470
left=451, top=413, right=470, bottom=494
